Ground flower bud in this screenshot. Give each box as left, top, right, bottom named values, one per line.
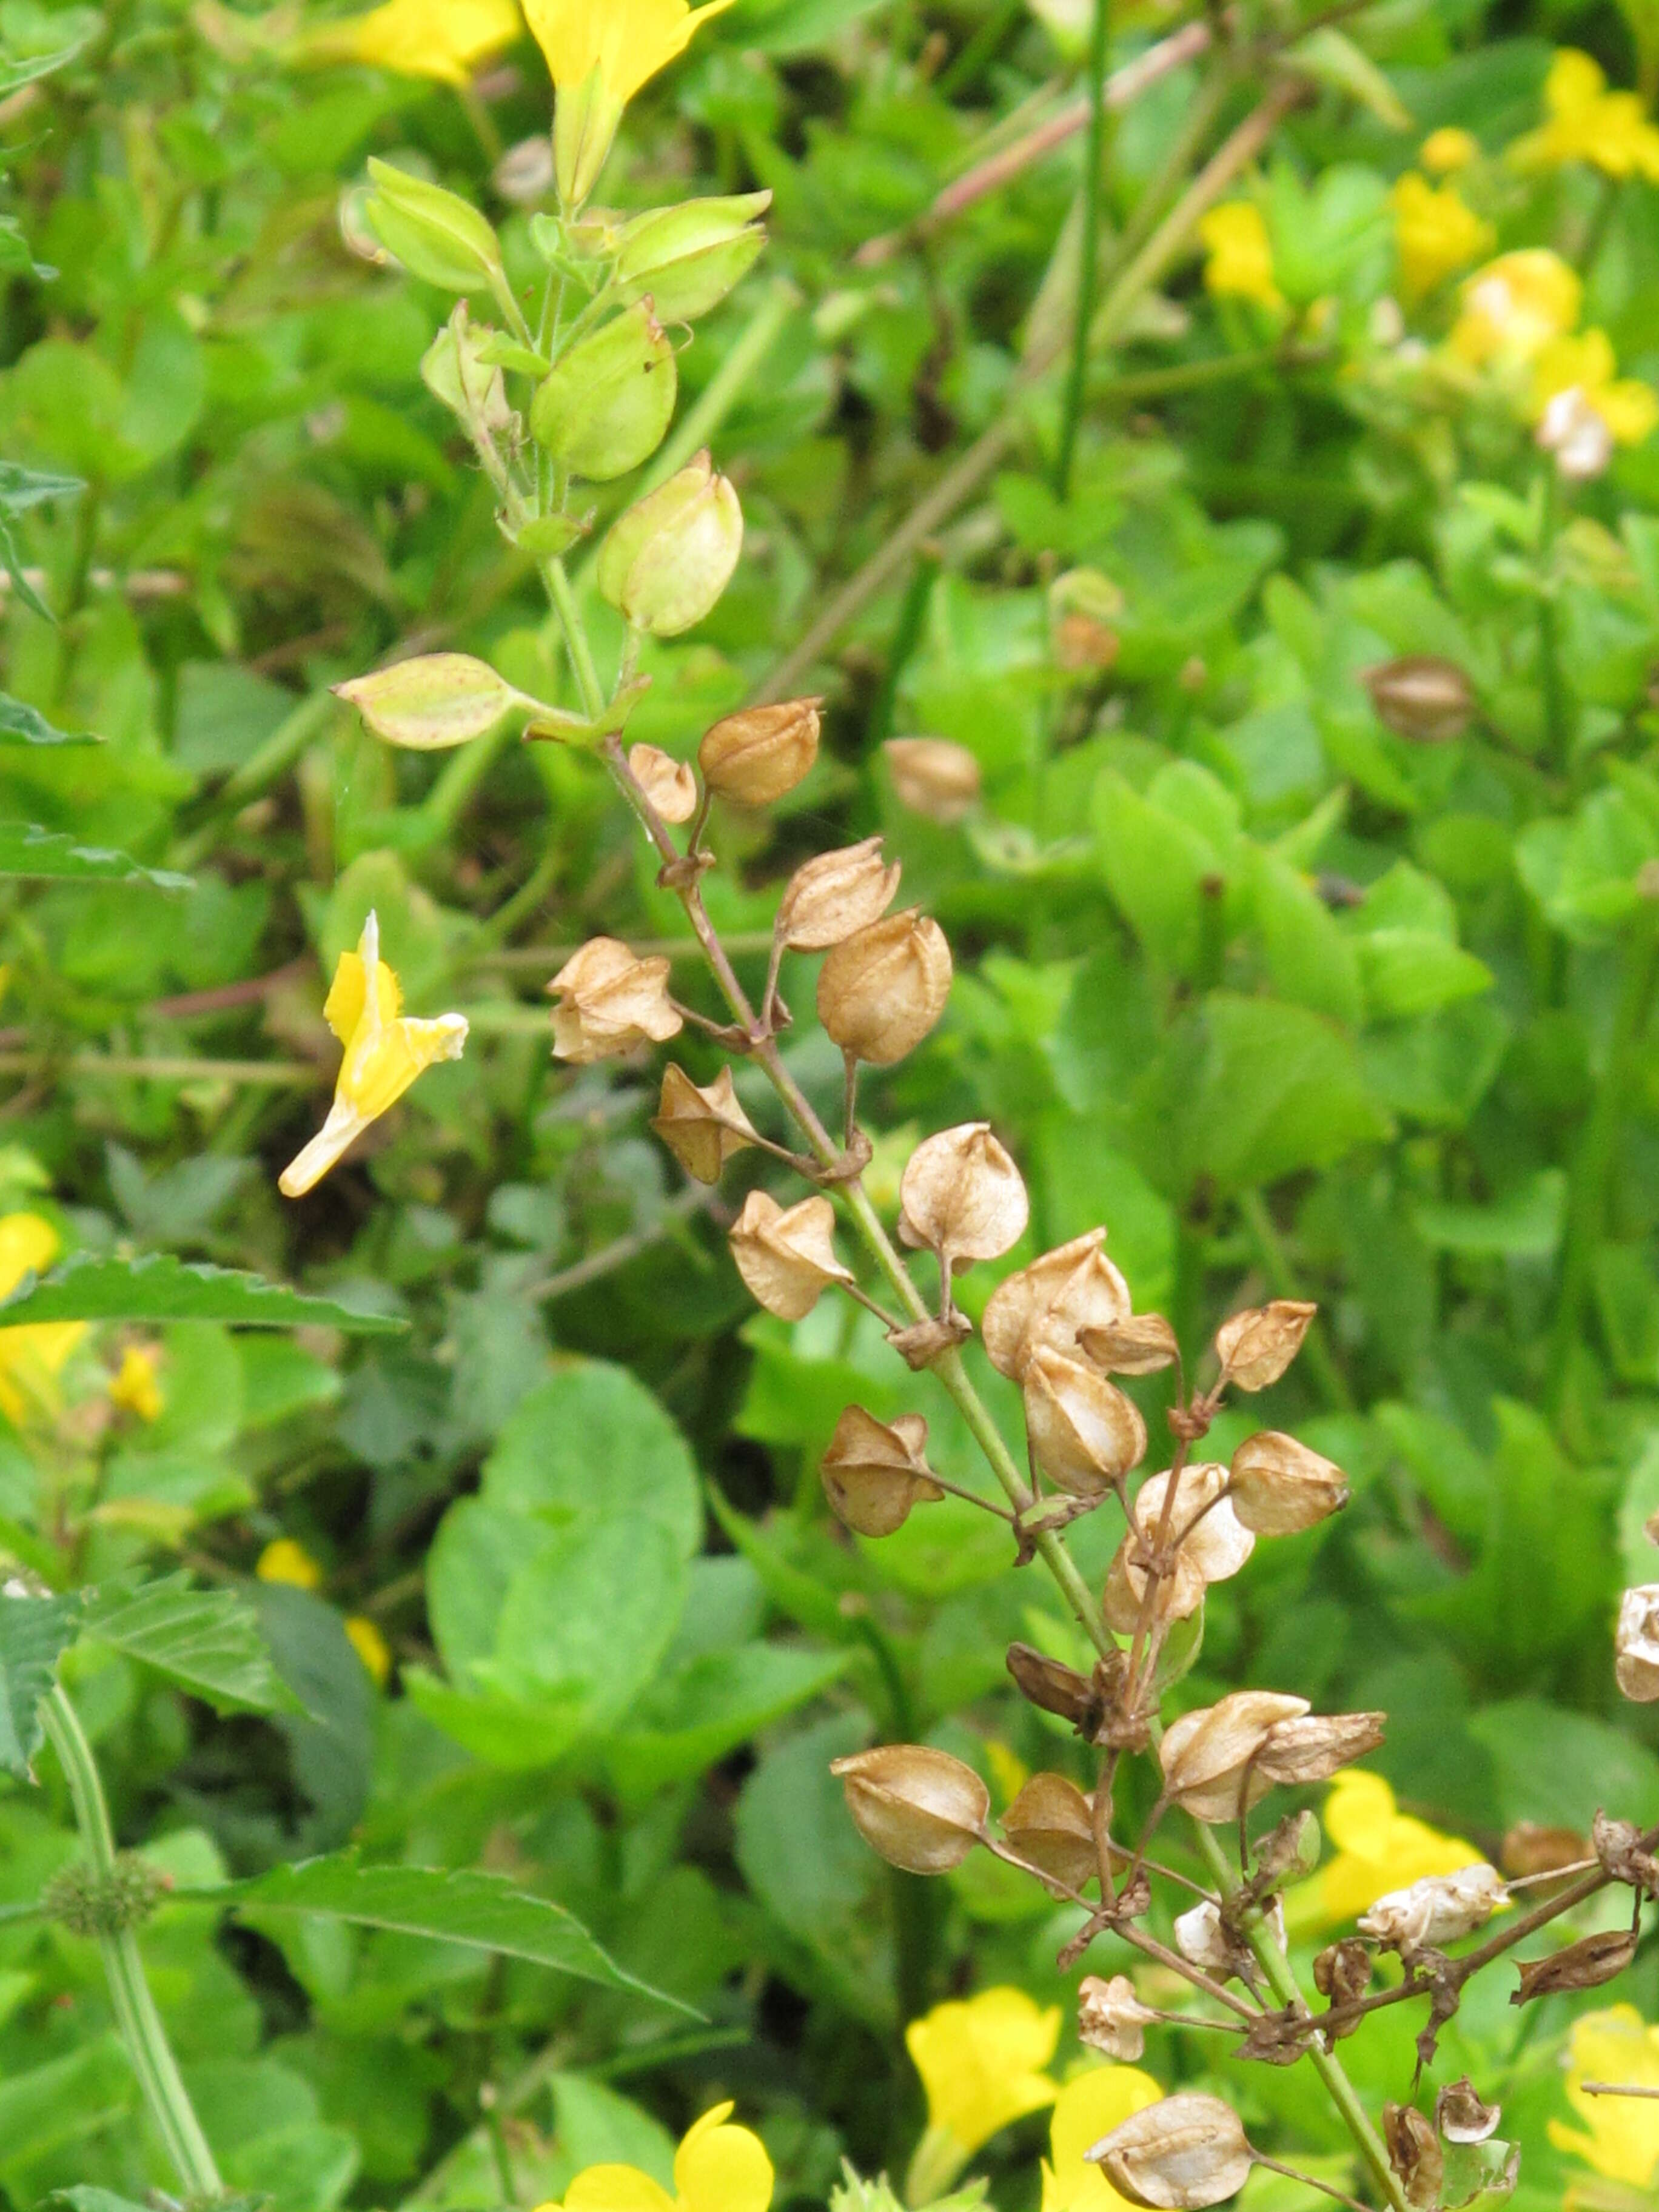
left=335, top=652, right=534, bottom=750
left=1616, top=1584, right=1659, bottom=1701
left=612, top=191, right=771, bottom=321
left=830, top=1743, right=988, bottom=1874
left=1102, top=1464, right=1254, bottom=1634
left=728, top=1190, right=853, bottom=1320
left=364, top=158, right=505, bottom=293
left=628, top=743, right=698, bottom=823
left=1228, top=1431, right=1349, bottom=1535
left=1078, top=1974, right=1157, bottom=2062
left=1050, top=568, right=1124, bottom=673
left=820, top=1405, right=943, bottom=1537
left=775, top=836, right=898, bottom=950
left=531, top=301, right=677, bottom=481
left=1313, top=1939, right=1372, bottom=2010
left=1512, top=1927, right=1637, bottom=2003
left=1538, top=386, right=1613, bottom=481
left=1434, top=2079, right=1501, bottom=2147
left=1384, top=2104, right=1443, bottom=2211
left=1214, top=1300, right=1317, bottom=1392
left=650, top=1063, right=759, bottom=1184
left=1362, top=655, right=1475, bottom=744
left=899, top=1123, right=1028, bottom=1270
left=818, top=910, right=952, bottom=1067
left=1001, top=1772, right=1099, bottom=1895
left=983, top=1228, right=1131, bottom=1381
left=422, top=302, right=512, bottom=442
left=1358, top=1864, right=1507, bottom=1954
left=1158, top=1691, right=1311, bottom=1824
left=1253, top=1711, right=1386, bottom=1788
left=1087, top=2093, right=1254, bottom=2211
left=1077, top=1312, right=1179, bottom=1376
left=1022, top=1348, right=1146, bottom=1498
left=598, top=451, right=743, bottom=636
left=549, top=937, right=682, bottom=1062
left=699, top=697, right=821, bottom=806
left=883, top=737, right=982, bottom=824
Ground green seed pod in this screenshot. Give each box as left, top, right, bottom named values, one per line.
left=612, top=192, right=771, bottom=321
left=531, top=302, right=677, bottom=481
left=364, top=158, right=504, bottom=293
left=598, top=449, right=743, bottom=636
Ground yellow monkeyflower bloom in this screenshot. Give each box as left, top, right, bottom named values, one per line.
left=1292, top=1771, right=1481, bottom=1928
left=524, top=0, right=738, bottom=208
left=256, top=1538, right=324, bottom=1591
left=1041, top=2065, right=1164, bottom=2212
left=1447, top=249, right=1581, bottom=369
left=280, top=911, right=467, bottom=1200
left=0, top=1213, right=85, bottom=1427
left=346, top=1614, right=393, bottom=1685
left=534, top=2100, right=773, bottom=2212
left=1421, top=126, right=1478, bottom=174
left=1389, top=172, right=1493, bottom=299
left=1552, top=2006, right=1659, bottom=2204
left=109, top=1344, right=164, bottom=1423
left=1510, top=49, right=1659, bottom=183
left=1532, top=329, right=1659, bottom=447
left=1197, top=202, right=1284, bottom=311
left=290, top=0, right=520, bottom=84
left=905, top=1987, right=1060, bottom=2201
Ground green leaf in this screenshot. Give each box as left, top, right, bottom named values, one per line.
left=0, top=825, right=188, bottom=885
left=0, top=1253, right=406, bottom=1333
left=0, top=460, right=82, bottom=512
left=0, top=2042, right=134, bottom=2178
left=481, top=1361, right=703, bottom=1557
left=606, top=1643, right=852, bottom=1800
left=0, top=1587, right=84, bottom=1778
left=215, top=1852, right=694, bottom=2011
left=1413, top=1170, right=1566, bottom=1259
left=0, top=9, right=100, bottom=96
left=0, top=692, right=98, bottom=745
left=82, top=1575, right=304, bottom=1717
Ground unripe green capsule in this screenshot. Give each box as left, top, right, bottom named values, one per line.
left=531, top=302, right=677, bottom=482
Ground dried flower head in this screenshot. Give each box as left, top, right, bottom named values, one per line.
left=651, top=1063, right=759, bottom=1183
left=774, top=837, right=900, bottom=951
left=1172, top=1897, right=1282, bottom=1983
left=830, top=1743, right=988, bottom=1874
left=1078, top=1974, right=1157, bottom=2063
left=1001, top=1772, right=1100, bottom=1896
left=1358, top=1863, right=1508, bottom=1954
left=1214, top=1300, right=1317, bottom=1391
left=1384, top=2103, right=1443, bottom=2210
left=1513, top=1928, right=1638, bottom=2003
left=1313, top=1939, right=1372, bottom=2011
left=884, top=736, right=982, bottom=824
left=1023, top=1349, right=1147, bottom=1498
left=1102, top=1464, right=1255, bottom=1633
left=1616, top=1584, right=1659, bottom=1701
left=1087, top=2093, right=1254, bottom=2210
left=899, top=1124, right=1029, bottom=1272
left=1158, top=1691, right=1311, bottom=1824
left=1434, top=2079, right=1501, bottom=2147
left=817, top=910, right=952, bottom=1067
left=1078, top=1312, right=1181, bottom=1376
left=1253, top=1711, right=1387, bottom=1789
left=549, top=936, right=682, bottom=1062
left=699, top=697, right=821, bottom=805
left=1363, top=656, right=1476, bottom=743
left=820, top=1405, right=943, bottom=1538
left=1227, top=1430, right=1349, bottom=1535
left=628, top=742, right=698, bottom=823
left=728, top=1190, right=853, bottom=1319
left=983, top=1229, right=1131, bottom=1381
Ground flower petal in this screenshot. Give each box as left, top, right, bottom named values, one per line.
left=565, top=2165, right=677, bottom=2212
left=675, top=2104, right=771, bottom=2212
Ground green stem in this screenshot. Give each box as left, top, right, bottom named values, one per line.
left=543, top=557, right=607, bottom=720
left=41, top=1687, right=222, bottom=2200
left=1537, top=462, right=1569, bottom=768
left=1054, top=0, right=1110, bottom=498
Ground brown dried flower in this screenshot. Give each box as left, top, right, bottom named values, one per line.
left=698, top=697, right=821, bottom=805
left=549, top=937, right=682, bottom=1062
left=1023, top=1349, right=1147, bottom=1498
left=830, top=1743, right=988, bottom=1874
left=729, top=1190, right=853, bottom=1319
left=1078, top=1312, right=1181, bottom=1376
left=1102, top=1464, right=1255, bottom=1634
left=1158, top=1691, right=1310, bottom=1824
left=884, top=736, right=982, bottom=824
left=1511, top=1928, right=1638, bottom=2004
left=1253, top=1710, right=1387, bottom=1788
left=1227, top=1431, right=1349, bottom=1536
left=1078, top=1974, right=1157, bottom=2062
left=1434, top=2079, right=1501, bottom=2146
left=820, top=1405, right=943, bottom=1538
left=1088, top=2093, right=1254, bottom=2210
left=1364, top=655, right=1475, bottom=744
left=1004, top=1641, right=1121, bottom=1733
left=983, top=1228, right=1131, bottom=1381
left=627, top=742, right=697, bottom=823
left=1214, top=1301, right=1317, bottom=1392
left=1313, top=1939, right=1372, bottom=2011
left=1616, top=1584, right=1659, bottom=1701
left=1358, top=1864, right=1508, bottom=1954
left=774, top=837, right=900, bottom=951
left=899, top=1123, right=1028, bottom=1273
left=1384, top=2103, right=1443, bottom=2210
left=650, top=1064, right=759, bottom=1184
left=817, top=910, right=952, bottom=1066
left=1001, top=1772, right=1101, bottom=1896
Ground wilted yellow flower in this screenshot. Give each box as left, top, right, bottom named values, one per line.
left=1421, top=126, right=1478, bottom=173
left=524, top=0, right=737, bottom=206
left=280, top=913, right=468, bottom=1199
left=346, top=1614, right=393, bottom=1685
left=905, top=1987, right=1060, bottom=2200
left=1448, top=248, right=1581, bottom=369
left=1293, top=1770, right=1481, bottom=1926
left=534, top=2100, right=773, bottom=2212
left=290, top=0, right=520, bottom=84
left=1389, top=172, right=1493, bottom=298
left=1510, top=49, right=1659, bottom=181
left=256, top=1538, right=324, bottom=1591
left=1039, top=2064, right=1165, bottom=2212
left=1532, top=328, right=1659, bottom=447
left=109, top=1345, right=164, bottom=1423
left=1197, top=203, right=1283, bottom=310
left=1552, top=2006, right=1659, bottom=2202
left=0, top=1213, right=85, bottom=1426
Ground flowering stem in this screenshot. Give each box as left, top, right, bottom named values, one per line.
left=543, top=558, right=607, bottom=722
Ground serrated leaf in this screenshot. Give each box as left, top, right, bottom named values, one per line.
left=0, top=693, right=98, bottom=745
left=0, top=1253, right=406, bottom=1333
left=0, top=825, right=187, bottom=885
left=82, top=1575, right=303, bottom=1717
left=211, top=1852, right=695, bottom=2011
left=0, top=1588, right=84, bottom=1778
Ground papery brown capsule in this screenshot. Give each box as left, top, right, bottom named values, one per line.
left=1172, top=1897, right=1279, bottom=1983
left=549, top=937, right=683, bottom=1062
left=899, top=1122, right=1029, bottom=1272
left=1001, top=1772, right=1101, bottom=1896
left=775, top=836, right=900, bottom=951
left=1313, top=1939, right=1372, bottom=2011
left=1254, top=1711, right=1386, bottom=1788
left=1502, top=1821, right=1589, bottom=1883
left=1078, top=1313, right=1181, bottom=1376
left=1078, top=1974, right=1157, bottom=2062
left=651, top=1064, right=759, bottom=1184
left=984, top=1228, right=1131, bottom=1381
left=628, top=742, right=697, bottom=824
left=1158, top=1691, right=1311, bottom=1825
left=1088, top=2093, right=1254, bottom=2210
left=820, top=1405, right=943, bottom=1538
left=1214, top=1301, right=1317, bottom=1392
left=1512, top=1928, right=1638, bottom=2004
left=699, top=696, right=821, bottom=806
left=1358, top=1864, right=1508, bottom=1953
left=1364, top=655, right=1475, bottom=744
left=1435, top=2079, right=1501, bottom=2145
left=728, top=1190, right=853, bottom=1320
left=883, top=736, right=982, bottom=824
left=1227, top=1431, right=1349, bottom=1536
left=1023, top=1348, right=1147, bottom=1498
left=818, top=910, right=952, bottom=1067
left=1005, top=1642, right=1113, bottom=1730
left=1617, top=1584, right=1659, bottom=1701
left=1592, top=1810, right=1659, bottom=1895
left=1384, top=2104, right=1443, bottom=2210
left=1101, top=1464, right=1255, bottom=1634
left=1252, top=1808, right=1321, bottom=1884
left=830, top=1743, right=988, bottom=1874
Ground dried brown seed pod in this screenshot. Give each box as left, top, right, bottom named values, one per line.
left=549, top=937, right=683, bottom=1063
left=1172, top=1899, right=1249, bottom=1980
left=1101, top=1464, right=1255, bottom=1634
left=1227, top=1431, right=1349, bottom=1535
left=1501, top=1820, right=1588, bottom=1882
left=1213, top=1300, right=1317, bottom=1392
left=1253, top=1711, right=1387, bottom=1788
left=885, top=1312, right=972, bottom=1370
left=1364, top=655, right=1475, bottom=743
left=820, top=1406, right=943, bottom=1538
left=1078, top=1974, right=1157, bottom=2062
left=830, top=1743, right=988, bottom=1874
left=650, top=1064, right=759, bottom=1184
left=817, top=909, right=952, bottom=1067
left=1313, top=1938, right=1372, bottom=2011
left=883, top=736, right=982, bottom=823
left=1023, top=1348, right=1147, bottom=1498
left=1252, top=1807, right=1321, bottom=1883
left=1384, top=2103, right=1443, bottom=2210
left=1158, top=1691, right=1310, bottom=1825
left=698, top=697, right=821, bottom=805
left=728, top=1190, right=853, bottom=1320
left=1078, top=1312, right=1181, bottom=1376
left=774, top=836, right=900, bottom=951
left=898, top=1122, right=1028, bottom=1272
left=1001, top=1772, right=1099, bottom=1895
left=1088, top=2092, right=1254, bottom=2210
left=1511, top=1928, right=1638, bottom=2004
left=1434, top=2079, right=1501, bottom=2145
left=627, top=742, right=697, bottom=823
left=982, top=1228, right=1131, bottom=1381
left=1616, top=1584, right=1659, bottom=1701
left=1358, top=1863, right=1508, bottom=1953
left=1592, top=1810, right=1659, bottom=1895
left=1004, top=1641, right=1116, bottom=1731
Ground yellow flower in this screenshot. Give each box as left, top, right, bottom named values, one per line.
left=1447, top=249, right=1581, bottom=369
left=289, top=0, right=521, bottom=84
left=109, top=1345, right=164, bottom=1423
left=905, top=1987, right=1060, bottom=2201
left=346, top=1614, right=393, bottom=1685
left=1421, top=127, right=1478, bottom=174
left=1510, top=49, right=1659, bottom=183
left=1197, top=202, right=1284, bottom=311
left=523, top=0, right=737, bottom=207
left=1533, top=328, right=1659, bottom=447
left=256, top=1538, right=324, bottom=1591
left=534, top=2100, right=773, bottom=2212
left=1552, top=2006, right=1659, bottom=2200
left=1040, top=2065, right=1164, bottom=2212
left=1389, top=172, right=1494, bottom=299
left=1291, top=1771, right=1481, bottom=1928
left=280, top=912, right=467, bottom=1199
left=0, top=1213, right=85, bottom=1427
